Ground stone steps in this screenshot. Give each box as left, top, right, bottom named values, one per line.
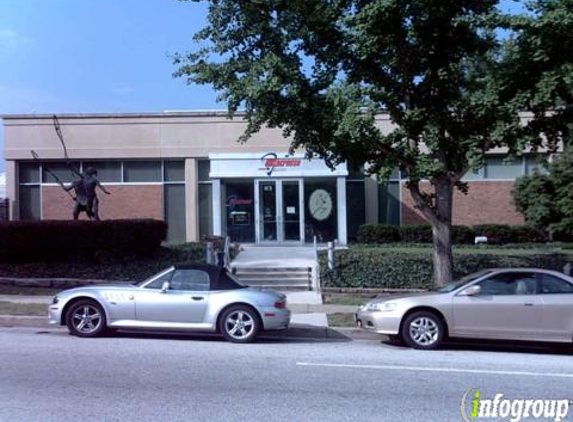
left=233, top=266, right=313, bottom=291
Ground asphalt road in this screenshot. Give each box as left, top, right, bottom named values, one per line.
left=1, top=327, right=573, bottom=422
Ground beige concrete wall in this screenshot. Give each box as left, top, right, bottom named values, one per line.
left=3, top=113, right=299, bottom=161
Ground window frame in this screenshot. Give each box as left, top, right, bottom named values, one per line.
left=537, top=273, right=573, bottom=295
left=475, top=272, right=538, bottom=296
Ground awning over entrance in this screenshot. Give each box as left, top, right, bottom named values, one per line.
left=209, top=152, right=348, bottom=178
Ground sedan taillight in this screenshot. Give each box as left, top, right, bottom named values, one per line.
left=274, top=300, right=286, bottom=309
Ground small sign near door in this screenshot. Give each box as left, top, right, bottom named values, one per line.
left=286, top=206, right=296, bottom=214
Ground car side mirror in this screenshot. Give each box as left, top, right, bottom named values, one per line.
left=459, top=285, right=481, bottom=297
left=160, top=281, right=170, bottom=294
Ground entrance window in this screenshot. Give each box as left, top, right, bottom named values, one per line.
left=224, top=181, right=255, bottom=243
left=304, top=179, right=337, bottom=243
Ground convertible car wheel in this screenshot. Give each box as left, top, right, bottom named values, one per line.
left=219, top=305, right=261, bottom=343
left=402, top=311, right=445, bottom=350
left=65, top=300, right=107, bottom=338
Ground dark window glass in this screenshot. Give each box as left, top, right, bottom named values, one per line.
left=346, top=181, right=365, bottom=241
left=164, top=184, right=186, bottom=243
left=164, top=161, right=185, bottom=182
left=82, top=161, right=121, bottom=183
left=198, top=160, right=211, bottom=181
left=304, top=179, right=337, bottom=243
left=19, top=162, right=40, bottom=183
left=378, top=182, right=400, bottom=225
left=42, top=162, right=81, bottom=183
left=123, top=161, right=161, bottom=182
left=478, top=273, right=536, bottom=295
left=540, top=274, right=573, bottom=294
left=145, top=270, right=174, bottom=289
left=19, top=185, right=41, bottom=220
left=170, top=269, right=210, bottom=291
left=199, top=184, right=213, bottom=238
left=224, top=181, right=254, bottom=243
left=347, top=164, right=365, bottom=180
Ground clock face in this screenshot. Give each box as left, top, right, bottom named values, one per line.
left=309, top=189, right=333, bottom=221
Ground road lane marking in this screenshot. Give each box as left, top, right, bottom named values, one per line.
left=296, top=362, right=573, bottom=378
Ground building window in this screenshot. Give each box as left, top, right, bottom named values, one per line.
left=304, top=179, right=337, bottom=243
left=82, top=161, right=122, bottom=182
left=198, top=160, right=211, bottom=181
left=199, top=184, right=213, bottom=238
left=19, top=185, right=41, bottom=220
left=164, top=161, right=185, bottom=182
left=378, top=182, right=400, bottom=225
left=19, top=162, right=40, bottom=184
left=525, top=156, right=548, bottom=175
left=485, top=156, right=524, bottom=179
left=123, top=161, right=162, bottom=182
left=41, top=162, right=81, bottom=183
left=346, top=164, right=365, bottom=241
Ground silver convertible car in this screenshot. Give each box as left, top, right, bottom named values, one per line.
left=356, top=268, right=573, bottom=350
left=49, top=264, right=290, bottom=343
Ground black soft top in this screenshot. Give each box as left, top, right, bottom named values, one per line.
left=173, top=263, right=245, bottom=291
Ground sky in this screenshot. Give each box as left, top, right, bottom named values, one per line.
left=0, top=0, right=218, bottom=173
left=0, top=0, right=526, bottom=174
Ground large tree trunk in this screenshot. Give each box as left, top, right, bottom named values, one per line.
left=431, top=180, right=454, bottom=286
left=407, top=178, right=455, bottom=286
left=432, top=218, right=453, bottom=286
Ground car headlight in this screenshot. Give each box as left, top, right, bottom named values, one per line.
left=52, top=296, right=59, bottom=305
left=366, top=302, right=398, bottom=312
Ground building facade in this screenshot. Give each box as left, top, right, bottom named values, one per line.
left=2, top=112, right=539, bottom=243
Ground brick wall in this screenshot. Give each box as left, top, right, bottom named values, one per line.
left=401, top=181, right=525, bottom=226
left=42, top=185, right=164, bottom=220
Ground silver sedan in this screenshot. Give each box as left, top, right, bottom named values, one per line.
left=49, top=264, right=290, bottom=343
left=356, top=268, right=573, bottom=349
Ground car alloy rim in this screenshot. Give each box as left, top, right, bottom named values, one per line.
left=225, top=310, right=254, bottom=339
left=72, top=305, right=102, bottom=334
left=408, top=317, right=439, bottom=346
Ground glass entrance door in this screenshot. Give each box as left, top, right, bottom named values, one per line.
left=282, top=181, right=301, bottom=241
left=258, top=181, right=278, bottom=241
left=255, top=179, right=303, bottom=244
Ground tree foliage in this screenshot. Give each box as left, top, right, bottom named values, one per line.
left=501, top=0, right=573, bottom=144
left=513, top=148, right=573, bottom=235
left=173, top=0, right=572, bottom=284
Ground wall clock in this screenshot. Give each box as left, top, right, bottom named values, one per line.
left=309, top=189, right=333, bottom=221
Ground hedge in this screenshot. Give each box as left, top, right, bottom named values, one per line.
left=0, top=219, right=167, bottom=263
left=319, top=248, right=572, bottom=289
left=357, top=224, right=551, bottom=245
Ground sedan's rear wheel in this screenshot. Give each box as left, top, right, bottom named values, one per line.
left=219, top=305, right=260, bottom=343
left=65, top=300, right=107, bottom=338
left=402, top=311, right=444, bottom=350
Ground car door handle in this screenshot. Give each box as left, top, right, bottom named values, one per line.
left=524, top=302, right=535, bottom=306
left=191, top=296, right=204, bottom=301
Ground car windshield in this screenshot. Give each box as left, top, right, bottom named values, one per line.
left=435, top=270, right=492, bottom=293
left=135, top=268, right=174, bottom=287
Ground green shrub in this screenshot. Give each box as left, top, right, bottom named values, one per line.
left=473, top=224, right=547, bottom=244
left=0, top=219, right=167, bottom=263
left=0, top=242, right=207, bottom=282
left=319, top=248, right=571, bottom=289
left=356, top=223, right=549, bottom=245
left=399, top=225, right=433, bottom=243
left=357, top=224, right=400, bottom=243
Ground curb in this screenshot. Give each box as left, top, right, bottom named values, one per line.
left=0, top=315, right=381, bottom=341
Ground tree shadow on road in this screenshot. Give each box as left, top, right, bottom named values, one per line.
left=380, top=336, right=573, bottom=356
